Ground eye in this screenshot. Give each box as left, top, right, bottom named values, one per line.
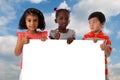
left=34, top=19, right=38, bottom=22
left=59, top=17, right=63, bottom=20
left=28, top=19, right=31, bottom=22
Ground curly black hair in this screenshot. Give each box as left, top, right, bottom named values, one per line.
left=19, top=8, right=45, bottom=30
left=55, top=9, right=70, bottom=18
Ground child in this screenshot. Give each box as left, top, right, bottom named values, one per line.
left=82, top=11, right=112, bottom=80
left=14, top=8, right=48, bottom=80
left=49, top=8, right=76, bottom=44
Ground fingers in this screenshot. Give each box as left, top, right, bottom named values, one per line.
left=100, top=44, right=105, bottom=50
left=100, top=40, right=107, bottom=50
left=103, top=40, right=107, bottom=45
left=22, top=34, right=29, bottom=44
left=55, top=29, right=60, bottom=39
left=93, top=38, right=97, bottom=43
left=67, top=38, right=74, bottom=44
left=56, top=29, right=59, bottom=33
left=41, top=37, right=47, bottom=41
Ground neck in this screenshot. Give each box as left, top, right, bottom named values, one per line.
left=93, top=30, right=101, bottom=34
left=58, top=27, right=67, bottom=33
left=27, top=30, right=37, bottom=34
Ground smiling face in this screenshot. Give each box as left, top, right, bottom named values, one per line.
left=55, top=11, right=70, bottom=30
left=25, top=14, right=39, bottom=33
left=89, top=17, right=104, bottom=34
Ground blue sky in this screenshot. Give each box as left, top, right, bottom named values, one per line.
left=0, top=0, right=120, bottom=80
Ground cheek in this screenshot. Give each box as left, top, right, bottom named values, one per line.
left=35, top=22, right=39, bottom=26
left=26, top=23, right=29, bottom=27
left=97, top=25, right=102, bottom=29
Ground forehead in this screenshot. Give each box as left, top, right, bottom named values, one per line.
left=26, top=14, right=38, bottom=18
left=89, top=17, right=99, bottom=21
left=57, top=11, right=69, bottom=17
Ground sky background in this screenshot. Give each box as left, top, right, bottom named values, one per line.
left=0, top=0, right=120, bottom=80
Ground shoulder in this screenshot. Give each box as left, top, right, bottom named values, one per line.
left=49, top=29, right=58, bottom=35
left=40, top=31, right=48, bottom=34
left=50, top=29, right=57, bottom=33
left=16, top=32, right=25, bottom=36
left=100, top=31, right=110, bottom=39
left=68, top=29, right=75, bottom=34
left=16, top=32, right=26, bottom=40
left=16, top=32, right=23, bottom=35
left=82, top=32, right=91, bottom=40
left=83, top=32, right=91, bottom=37
left=37, top=31, right=48, bottom=36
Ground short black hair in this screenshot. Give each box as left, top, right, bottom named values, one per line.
left=88, top=11, right=106, bottom=23
left=19, top=8, right=45, bottom=30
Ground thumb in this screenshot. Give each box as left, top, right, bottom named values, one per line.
left=56, top=29, right=59, bottom=33
left=103, top=40, right=107, bottom=45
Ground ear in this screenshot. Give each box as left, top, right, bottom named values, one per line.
left=101, top=22, right=105, bottom=28
left=102, top=22, right=105, bottom=25
left=68, top=20, right=70, bottom=24
left=55, top=19, right=57, bottom=23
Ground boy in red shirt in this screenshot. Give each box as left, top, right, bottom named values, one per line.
left=82, top=11, right=112, bottom=80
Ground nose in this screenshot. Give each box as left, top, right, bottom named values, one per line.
left=89, top=23, right=93, bottom=27
left=62, top=19, right=67, bottom=23
left=30, top=21, right=34, bottom=25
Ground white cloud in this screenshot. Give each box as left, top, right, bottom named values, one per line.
left=30, top=0, right=46, bottom=4
left=103, top=27, right=112, bottom=35
left=0, top=36, right=17, bottom=55
left=69, top=15, right=89, bottom=36
left=73, top=0, right=120, bottom=22
left=112, top=48, right=117, bottom=52
left=45, top=13, right=56, bottom=30
left=117, top=31, right=120, bottom=39
left=109, top=63, right=120, bottom=80
left=0, top=60, right=20, bottom=80
left=0, top=36, right=20, bottom=80
left=58, top=1, right=71, bottom=10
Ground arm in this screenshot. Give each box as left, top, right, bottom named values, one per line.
left=104, top=45, right=111, bottom=57
left=40, top=31, right=48, bottom=41
left=67, top=30, right=76, bottom=44
left=67, top=37, right=75, bottom=44
left=14, top=35, right=29, bottom=56
left=14, top=37, right=24, bottom=56
left=100, top=40, right=112, bottom=57
left=49, top=29, right=60, bottom=40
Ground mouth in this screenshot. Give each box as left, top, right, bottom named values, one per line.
left=30, top=26, right=36, bottom=28
left=29, top=26, right=36, bottom=29
left=62, top=23, right=67, bottom=26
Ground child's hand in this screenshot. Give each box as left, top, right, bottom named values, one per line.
left=93, top=38, right=97, bottom=43
left=40, top=37, right=47, bottom=41
left=100, top=40, right=107, bottom=50
left=100, top=40, right=111, bottom=57
left=22, top=35, right=29, bottom=44
left=67, top=38, right=74, bottom=44
left=55, top=29, right=60, bottom=39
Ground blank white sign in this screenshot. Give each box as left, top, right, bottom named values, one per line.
left=22, top=40, right=105, bottom=80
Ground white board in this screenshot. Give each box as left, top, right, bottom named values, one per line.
left=22, top=40, right=105, bottom=80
